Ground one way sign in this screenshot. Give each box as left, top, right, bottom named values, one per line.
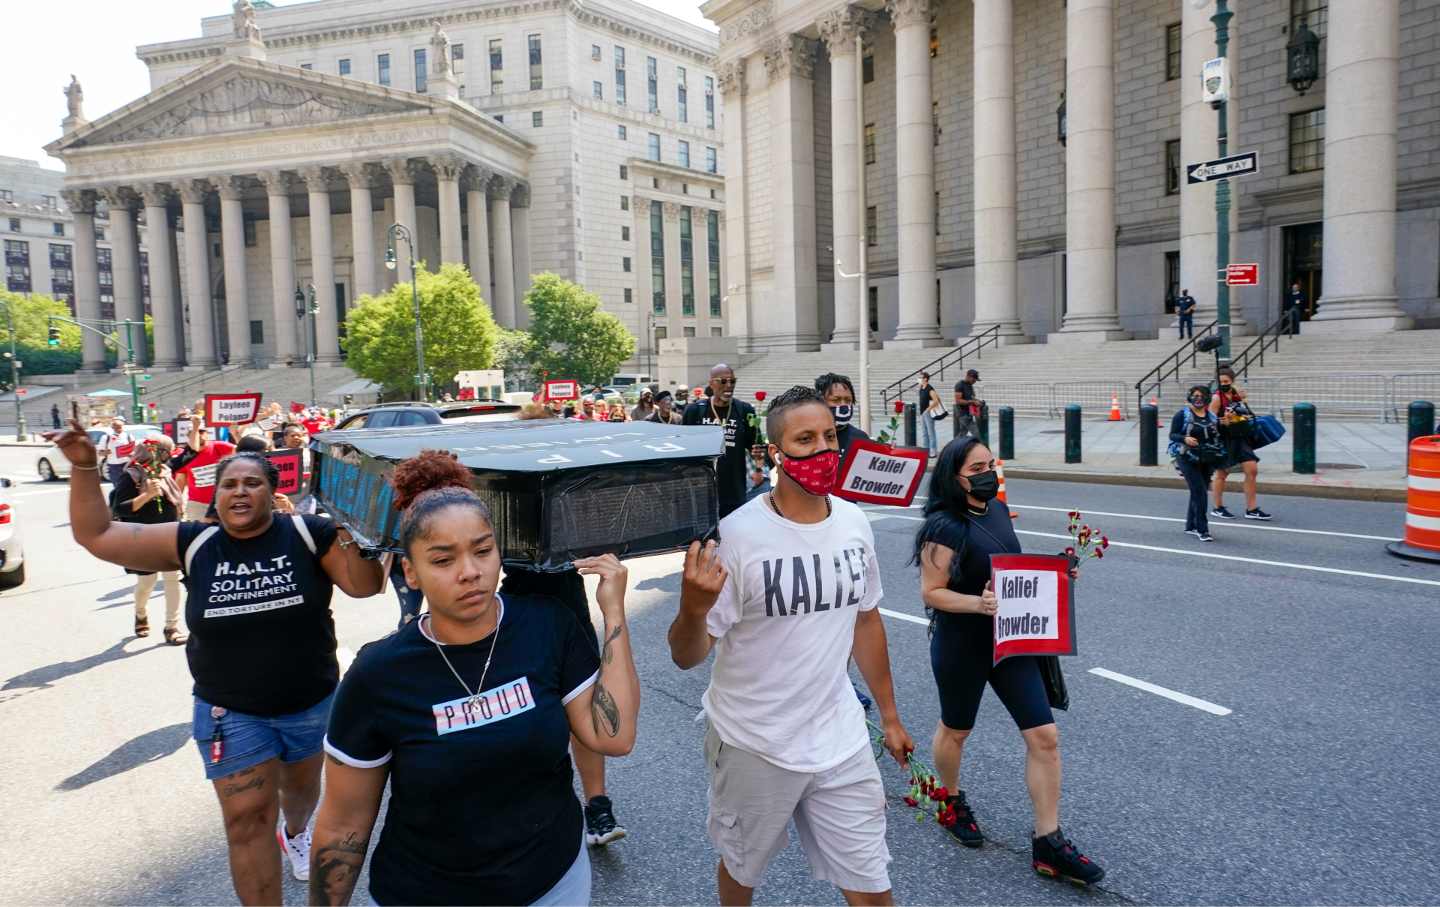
left=1186, top=151, right=1259, bottom=184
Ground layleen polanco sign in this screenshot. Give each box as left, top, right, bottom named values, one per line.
left=833, top=439, right=929, bottom=507
left=989, top=553, right=1077, bottom=666
left=205, top=392, right=263, bottom=426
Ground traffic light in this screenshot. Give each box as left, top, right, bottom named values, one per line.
left=47, top=323, right=61, bottom=347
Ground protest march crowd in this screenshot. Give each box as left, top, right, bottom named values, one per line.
left=46, top=363, right=1108, bottom=907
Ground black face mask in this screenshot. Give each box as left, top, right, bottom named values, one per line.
left=830, top=404, right=853, bottom=427
left=1190, top=396, right=1207, bottom=408
left=965, top=470, right=1000, bottom=502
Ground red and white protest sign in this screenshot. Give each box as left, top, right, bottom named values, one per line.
left=205, top=393, right=263, bottom=426
left=1225, top=263, right=1259, bottom=286
left=264, top=448, right=305, bottom=496
left=989, top=554, right=1076, bottom=665
left=832, top=439, right=929, bottom=506
left=543, top=380, right=580, bottom=402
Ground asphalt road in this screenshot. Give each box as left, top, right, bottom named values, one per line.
left=1, top=445, right=1436, bottom=906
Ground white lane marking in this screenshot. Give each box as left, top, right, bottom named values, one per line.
left=337, top=646, right=355, bottom=675
left=1008, top=503, right=1401, bottom=542
left=1088, top=668, right=1232, bottom=716
left=867, top=513, right=1440, bottom=589
left=12, top=488, right=66, bottom=498
left=879, top=607, right=929, bottom=626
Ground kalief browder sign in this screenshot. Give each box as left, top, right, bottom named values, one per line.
left=309, top=419, right=725, bottom=569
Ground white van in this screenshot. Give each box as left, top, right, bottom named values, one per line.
left=608, top=373, right=653, bottom=389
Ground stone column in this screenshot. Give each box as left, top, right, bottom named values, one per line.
left=258, top=170, right=298, bottom=365
left=465, top=166, right=493, bottom=302
left=342, top=164, right=377, bottom=300
left=764, top=35, right=821, bottom=350
left=971, top=0, right=1025, bottom=342
left=1057, top=0, right=1126, bottom=342
left=886, top=0, right=943, bottom=347
left=819, top=9, right=864, bottom=349
left=489, top=177, right=517, bottom=328
left=140, top=185, right=182, bottom=369
left=385, top=158, right=418, bottom=287
left=62, top=190, right=107, bottom=373
left=213, top=175, right=252, bottom=366
left=301, top=167, right=341, bottom=364
left=1310, top=0, right=1412, bottom=333
left=510, top=183, right=533, bottom=323
left=432, top=155, right=465, bottom=266
left=101, top=187, right=146, bottom=366
left=662, top=202, right=683, bottom=326
left=716, top=59, right=752, bottom=347
left=178, top=180, right=219, bottom=368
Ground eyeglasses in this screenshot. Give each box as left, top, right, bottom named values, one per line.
left=713, top=377, right=736, bottom=386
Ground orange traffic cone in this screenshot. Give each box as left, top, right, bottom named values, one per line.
left=1108, top=394, right=1124, bottom=421
left=996, top=459, right=1018, bottom=519
left=1150, top=395, right=1162, bottom=427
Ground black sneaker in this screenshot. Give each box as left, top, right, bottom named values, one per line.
left=1197, top=531, right=1214, bottom=542
left=584, top=796, right=627, bottom=846
left=1211, top=506, right=1238, bottom=520
left=943, top=791, right=984, bottom=848
left=1245, top=508, right=1272, bottom=521
left=1032, top=828, right=1105, bottom=887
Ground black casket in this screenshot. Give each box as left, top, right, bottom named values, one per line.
left=309, top=419, right=724, bottom=568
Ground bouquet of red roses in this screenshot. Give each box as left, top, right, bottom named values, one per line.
left=870, top=721, right=962, bottom=829
left=1063, top=510, right=1110, bottom=568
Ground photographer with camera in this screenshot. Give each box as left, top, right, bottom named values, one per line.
left=1209, top=367, right=1272, bottom=521
left=1170, top=385, right=1224, bottom=542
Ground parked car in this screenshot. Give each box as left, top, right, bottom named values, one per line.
left=331, top=401, right=522, bottom=431
left=36, top=424, right=165, bottom=481
left=0, top=477, right=24, bottom=589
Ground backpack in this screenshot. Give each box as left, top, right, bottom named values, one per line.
left=1169, top=407, right=1225, bottom=465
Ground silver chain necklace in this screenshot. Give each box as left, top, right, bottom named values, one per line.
left=424, top=602, right=503, bottom=709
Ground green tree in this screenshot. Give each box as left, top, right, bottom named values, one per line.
left=0, top=290, right=83, bottom=375
left=492, top=327, right=534, bottom=388
left=344, top=263, right=500, bottom=396
left=522, top=273, right=635, bottom=387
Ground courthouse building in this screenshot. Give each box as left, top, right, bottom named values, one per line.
left=44, top=0, right=724, bottom=373
left=702, top=0, right=1439, bottom=352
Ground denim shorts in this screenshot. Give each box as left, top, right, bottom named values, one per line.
left=191, top=691, right=335, bottom=781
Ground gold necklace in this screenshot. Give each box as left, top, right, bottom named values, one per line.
left=768, top=490, right=830, bottom=521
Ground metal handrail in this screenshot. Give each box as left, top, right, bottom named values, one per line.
left=879, top=324, right=1001, bottom=407
left=1133, top=319, right=1219, bottom=411
left=1229, top=314, right=1291, bottom=382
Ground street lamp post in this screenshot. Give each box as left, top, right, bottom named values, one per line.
left=385, top=223, right=426, bottom=401
left=4, top=304, right=27, bottom=441
left=295, top=284, right=318, bottom=406
left=1211, top=0, right=1234, bottom=365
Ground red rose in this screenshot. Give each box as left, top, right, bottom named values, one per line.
left=930, top=786, right=949, bottom=801
left=893, top=400, right=905, bottom=414
left=1101, top=536, right=1110, bottom=548
left=755, top=390, right=767, bottom=402
left=1095, top=548, right=1105, bottom=559
left=1065, top=546, right=1075, bottom=557
left=903, top=796, right=919, bottom=808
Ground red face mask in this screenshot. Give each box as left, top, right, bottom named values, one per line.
left=778, top=447, right=840, bottom=496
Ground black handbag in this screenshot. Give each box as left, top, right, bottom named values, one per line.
left=1039, top=655, right=1069, bottom=711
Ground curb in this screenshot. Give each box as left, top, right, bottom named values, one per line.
left=1003, top=466, right=1408, bottom=503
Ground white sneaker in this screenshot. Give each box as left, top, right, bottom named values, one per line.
left=276, top=824, right=311, bottom=881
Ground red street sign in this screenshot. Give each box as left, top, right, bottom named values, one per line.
left=1225, top=263, right=1259, bottom=286
left=14, top=388, right=26, bottom=397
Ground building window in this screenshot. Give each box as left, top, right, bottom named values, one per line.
left=49, top=243, right=71, bottom=268
left=592, top=80, right=603, bottom=100
left=43, top=195, right=57, bottom=210
left=414, top=48, right=427, bottom=93
left=243, top=217, right=257, bottom=246
left=1165, top=139, right=1182, bottom=195
left=705, top=147, right=717, bottom=174
left=624, top=288, right=633, bottom=304
left=864, top=124, right=876, bottom=164
left=1291, top=0, right=1328, bottom=38
left=338, top=58, right=351, bottom=76
left=489, top=39, right=503, bottom=93
left=935, top=193, right=941, bottom=236
left=705, top=76, right=715, bottom=128
left=528, top=34, right=543, bottom=90
left=933, top=100, right=940, bottom=146
left=300, top=62, right=314, bottom=71
left=648, top=133, right=661, bottom=161
left=654, top=326, right=667, bottom=341
left=53, top=222, right=64, bottom=237
left=592, top=44, right=602, bottom=61
left=678, top=140, right=690, bottom=168
left=250, top=320, right=264, bottom=344
left=646, top=56, right=659, bottom=113
left=617, top=124, right=627, bottom=140
left=377, top=53, right=391, bottom=86
left=1165, top=23, right=1182, bottom=81
left=623, top=256, right=632, bottom=273
left=615, top=46, right=627, bottom=106
left=680, top=207, right=695, bottom=316
left=707, top=209, right=721, bottom=317
left=868, top=286, right=879, bottom=332
left=0, top=190, right=11, bottom=202
left=711, top=326, right=723, bottom=337
left=620, top=194, right=630, bottom=210
left=683, top=326, right=697, bottom=337
left=621, top=226, right=631, bottom=241
left=866, top=206, right=877, bottom=246
left=677, top=66, right=688, bottom=123
left=1289, top=108, right=1325, bottom=173
left=1164, top=251, right=1181, bottom=313
left=95, top=227, right=105, bottom=241
left=930, top=27, right=939, bottom=58
left=533, top=110, right=544, bottom=127
left=6, top=218, right=18, bottom=232
left=619, top=165, right=628, bottom=180
left=863, top=54, right=874, bottom=83
left=650, top=200, right=666, bottom=313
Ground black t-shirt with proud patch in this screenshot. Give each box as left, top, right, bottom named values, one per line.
left=177, top=514, right=338, bottom=716
left=325, top=595, right=600, bottom=907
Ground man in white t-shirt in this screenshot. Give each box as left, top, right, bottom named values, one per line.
left=100, top=418, right=135, bottom=486
left=670, top=385, right=914, bottom=906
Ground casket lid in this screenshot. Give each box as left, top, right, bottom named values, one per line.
left=313, top=418, right=724, bottom=472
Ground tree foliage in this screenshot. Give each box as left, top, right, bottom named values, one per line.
left=521, top=273, right=635, bottom=387
left=0, top=292, right=154, bottom=379
left=343, top=263, right=500, bottom=396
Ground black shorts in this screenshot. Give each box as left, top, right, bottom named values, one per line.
left=930, top=613, right=1053, bottom=732
left=1220, top=438, right=1259, bottom=470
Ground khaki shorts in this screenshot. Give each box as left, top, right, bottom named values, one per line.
left=705, top=723, right=891, bottom=894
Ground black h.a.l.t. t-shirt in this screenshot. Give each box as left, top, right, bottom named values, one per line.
left=682, top=398, right=757, bottom=518
left=325, top=595, right=601, bottom=906
left=177, top=514, right=339, bottom=716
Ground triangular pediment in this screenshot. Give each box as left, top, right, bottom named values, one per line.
left=52, top=57, right=439, bottom=151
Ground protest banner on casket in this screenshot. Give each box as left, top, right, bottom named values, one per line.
left=989, top=553, right=1076, bottom=665
left=833, top=438, right=929, bottom=506
left=264, top=448, right=305, bottom=495
left=543, top=379, right=580, bottom=402
left=205, top=393, right=263, bottom=426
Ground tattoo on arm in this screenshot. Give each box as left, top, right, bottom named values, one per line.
left=600, top=624, right=622, bottom=665
left=309, top=830, right=369, bottom=906
left=591, top=682, right=620, bottom=738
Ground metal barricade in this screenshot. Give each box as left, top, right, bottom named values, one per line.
left=978, top=383, right=1056, bottom=417
left=1268, top=374, right=1391, bottom=422
left=1392, top=373, right=1440, bottom=421
left=1058, top=381, right=1134, bottom=419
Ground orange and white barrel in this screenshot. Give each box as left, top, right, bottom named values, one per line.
left=1387, top=435, right=1440, bottom=563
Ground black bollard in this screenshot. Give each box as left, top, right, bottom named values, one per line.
left=904, top=403, right=917, bottom=448
left=977, top=402, right=990, bottom=447
left=1293, top=403, right=1316, bottom=474
left=1408, top=400, right=1436, bottom=446
left=1139, top=403, right=1158, bottom=466
left=998, top=406, right=1015, bottom=461
left=1064, top=404, right=1082, bottom=464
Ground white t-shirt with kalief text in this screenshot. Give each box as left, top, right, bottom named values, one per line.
left=702, top=494, right=883, bottom=773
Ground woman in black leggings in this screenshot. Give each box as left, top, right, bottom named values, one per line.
left=1170, top=384, right=1221, bottom=542
left=912, top=436, right=1104, bottom=886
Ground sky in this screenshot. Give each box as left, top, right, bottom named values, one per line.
left=4, top=0, right=716, bottom=169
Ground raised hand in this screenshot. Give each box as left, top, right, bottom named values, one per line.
left=976, top=579, right=998, bottom=616
left=574, top=553, right=629, bottom=618
left=42, top=420, right=98, bottom=469
left=680, top=539, right=727, bottom=615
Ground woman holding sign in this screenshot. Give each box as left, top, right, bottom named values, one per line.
left=911, top=436, right=1104, bottom=887
left=44, top=425, right=386, bottom=905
